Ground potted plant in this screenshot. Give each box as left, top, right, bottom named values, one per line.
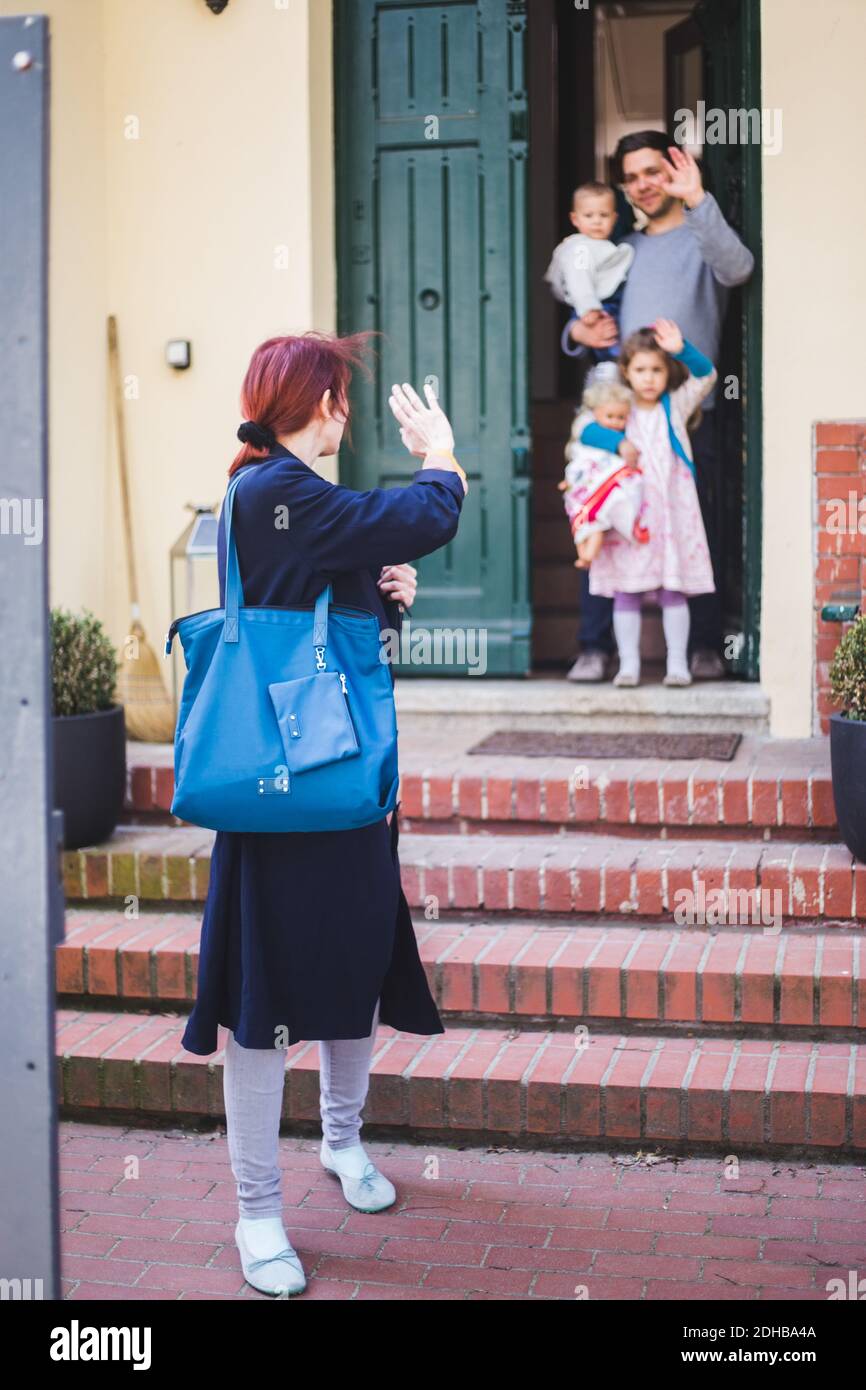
left=828, top=613, right=866, bottom=863
left=51, top=607, right=126, bottom=850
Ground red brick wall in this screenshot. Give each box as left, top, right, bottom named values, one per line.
left=814, top=421, right=866, bottom=733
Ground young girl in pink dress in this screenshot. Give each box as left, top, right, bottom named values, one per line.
left=580, top=318, right=717, bottom=688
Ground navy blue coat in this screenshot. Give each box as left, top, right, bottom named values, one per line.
left=180, top=444, right=465, bottom=1055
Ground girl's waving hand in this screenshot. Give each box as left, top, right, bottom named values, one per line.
left=653, top=319, right=684, bottom=355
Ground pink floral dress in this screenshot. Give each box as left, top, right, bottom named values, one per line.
left=588, top=367, right=716, bottom=598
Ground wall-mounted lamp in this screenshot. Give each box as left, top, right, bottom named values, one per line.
left=166, top=339, right=192, bottom=371
left=205, top=1, right=230, bottom=13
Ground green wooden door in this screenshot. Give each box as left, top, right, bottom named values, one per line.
left=334, top=0, right=531, bottom=676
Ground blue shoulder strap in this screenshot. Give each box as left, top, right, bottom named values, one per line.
left=313, top=583, right=331, bottom=664
left=223, top=468, right=249, bottom=644
left=222, top=467, right=333, bottom=658
left=661, top=393, right=696, bottom=478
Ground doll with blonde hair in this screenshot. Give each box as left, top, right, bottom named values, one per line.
left=559, top=377, right=649, bottom=567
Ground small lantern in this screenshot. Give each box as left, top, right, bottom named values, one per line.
left=169, top=503, right=220, bottom=712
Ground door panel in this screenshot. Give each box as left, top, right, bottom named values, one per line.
left=335, top=0, right=531, bottom=675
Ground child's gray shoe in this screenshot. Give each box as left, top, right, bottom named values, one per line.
left=235, top=1215, right=306, bottom=1296
left=320, top=1138, right=396, bottom=1213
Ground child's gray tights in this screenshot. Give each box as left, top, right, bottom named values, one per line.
left=222, top=998, right=381, bottom=1219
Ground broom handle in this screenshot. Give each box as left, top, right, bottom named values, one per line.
left=107, top=315, right=140, bottom=617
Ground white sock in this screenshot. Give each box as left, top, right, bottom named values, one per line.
left=662, top=601, right=690, bottom=678
left=323, top=1137, right=370, bottom=1178
left=238, top=1214, right=292, bottom=1258
left=613, top=607, right=641, bottom=678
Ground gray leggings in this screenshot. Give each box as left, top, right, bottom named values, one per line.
left=222, top=998, right=381, bottom=1219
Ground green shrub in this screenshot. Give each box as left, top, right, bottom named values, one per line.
left=50, top=608, right=119, bottom=717
left=829, top=614, right=866, bottom=722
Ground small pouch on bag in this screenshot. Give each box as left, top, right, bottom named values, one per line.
left=268, top=671, right=360, bottom=774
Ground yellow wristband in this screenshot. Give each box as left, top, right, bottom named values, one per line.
left=424, top=449, right=467, bottom=484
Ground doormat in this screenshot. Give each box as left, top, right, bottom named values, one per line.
left=466, top=731, right=742, bottom=761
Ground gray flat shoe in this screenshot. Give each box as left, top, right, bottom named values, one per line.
left=320, top=1139, right=396, bottom=1213
left=567, top=651, right=607, bottom=682
left=235, top=1218, right=307, bottom=1297
left=689, top=649, right=725, bottom=680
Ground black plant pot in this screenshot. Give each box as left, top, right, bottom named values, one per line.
left=829, top=711, right=866, bottom=864
left=53, top=704, right=126, bottom=850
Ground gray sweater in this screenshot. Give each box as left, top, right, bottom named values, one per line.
left=561, top=192, right=754, bottom=410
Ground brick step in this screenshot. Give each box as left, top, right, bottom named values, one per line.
left=399, top=834, right=864, bottom=926
left=398, top=768, right=834, bottom=838
left=59, top=908, right=865, bottom=1035
left=65, top=825, right=864, bottom=925
left=64, top=827, right=215, bottom=905
left=124, top=745, right=835, bottom=837
left=55, top=1006, right=866, bottom=1152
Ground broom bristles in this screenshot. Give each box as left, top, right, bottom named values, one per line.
left=115, top=628, right=176, bottom=744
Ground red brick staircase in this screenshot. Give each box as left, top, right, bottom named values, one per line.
left=57, top=737, right=866, bottom=1155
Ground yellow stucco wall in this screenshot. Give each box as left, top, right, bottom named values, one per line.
left=761, top=0, right=866, bottom=734
left=0, top=0, right=335, bottom=671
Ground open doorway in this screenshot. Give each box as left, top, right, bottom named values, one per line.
left=528, top=0, right=762, bottom=679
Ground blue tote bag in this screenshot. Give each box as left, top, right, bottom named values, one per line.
left=164, top=468, right=399, bottom=832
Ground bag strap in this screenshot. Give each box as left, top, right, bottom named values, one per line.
left=223, top=468, right=250, bottom=643
left=223, top=467, right=334, bottom=660
left=313, top=583, right=331, bottom=660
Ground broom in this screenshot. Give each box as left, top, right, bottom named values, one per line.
left=108, top=314, right=176, bottom=743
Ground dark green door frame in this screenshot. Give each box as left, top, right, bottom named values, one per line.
left=333, top=0, right=532, bottom=677
left=693, top=0, right=763, bottom=680
left=738, top=0, right=763, bottom=682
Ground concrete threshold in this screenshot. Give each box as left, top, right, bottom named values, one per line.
left=394, top=674, right=770, bottom=735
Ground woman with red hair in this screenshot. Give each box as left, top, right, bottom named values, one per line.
left=179, top=331, right=466, bottom=1296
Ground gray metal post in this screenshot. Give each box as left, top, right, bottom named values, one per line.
left=0, top=14, right=62, bottom=1302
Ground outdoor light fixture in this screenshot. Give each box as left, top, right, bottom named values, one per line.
left=168, top=505, right=220, bottom=713
left=166, top=339, right=191, bottom=370
left=204, top=0, right=230, bottom=13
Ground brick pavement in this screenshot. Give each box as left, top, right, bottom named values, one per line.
left=59, top=1120, right=866, bottom=1301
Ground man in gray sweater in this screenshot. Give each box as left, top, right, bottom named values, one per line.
left=562, top=130, right=755, bottom=682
